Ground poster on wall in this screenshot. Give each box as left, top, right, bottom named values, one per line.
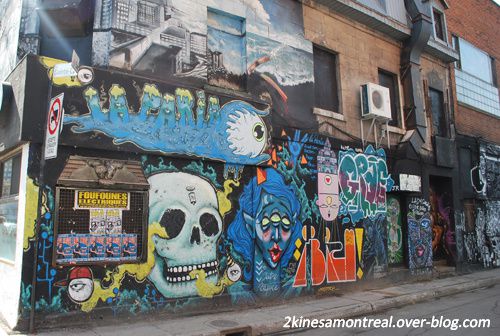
left=71, top=235, right=89, bottom=261
left=55, top=234, right=73, bottom=263
left=88, top=235, right=105, bottom=261
left=75, top=190, right=127, bottom=235
left=89, top=209, right=106, bottom=234
left=121, top=234, right=138, bottom=260
left=105, top=209, right=122, bottom=234
left=105, top=235, right=122, bottom=261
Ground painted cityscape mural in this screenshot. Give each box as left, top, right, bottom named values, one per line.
left=93, top=0, right=316, bottom=129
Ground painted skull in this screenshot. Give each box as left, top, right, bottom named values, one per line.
left=148, top=172, right=222, bottom=298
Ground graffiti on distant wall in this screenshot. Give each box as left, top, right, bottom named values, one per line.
left=470, top=202, right=500, bottom=268
left=408, top=198, right=432, bottom=271
left=430, top=187, right=455, bottom=263
left=387, top=196, right=403, bottom=264
left=63, top=82, right=270, bottom=176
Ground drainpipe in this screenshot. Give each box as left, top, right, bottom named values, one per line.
left=400, top=0, right=433, bottom=152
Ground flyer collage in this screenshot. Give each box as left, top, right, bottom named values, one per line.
left=55, top=190, right=138, bottom=264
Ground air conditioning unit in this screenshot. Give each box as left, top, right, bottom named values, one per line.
left=360, top=83, right=392, bottom=120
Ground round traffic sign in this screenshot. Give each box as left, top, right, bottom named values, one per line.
left=48, top=97, right=62, bottom=135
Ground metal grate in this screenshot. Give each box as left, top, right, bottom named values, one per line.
left=54, top=188, right=146, bottom=265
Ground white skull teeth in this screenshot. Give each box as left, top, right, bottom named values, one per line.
left=164, top=260, right=218, bottom=283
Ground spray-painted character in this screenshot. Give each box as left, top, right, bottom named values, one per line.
left=227, top=168, right=302, bottom=298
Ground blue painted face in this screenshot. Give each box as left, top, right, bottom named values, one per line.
left=248, top=192, right=294, bottom=268
left=409, top=214, right=432, bottom=267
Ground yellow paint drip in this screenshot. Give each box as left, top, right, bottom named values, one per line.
left=23, top=178, right=38, bottom=250
left=109, top=84, right=126, bottom=99
left=164, top=93, right=175, bottom=103
left=143, top=84, right=161, bottom=98
left=84, top=87, right=98, bottom=99
left=175, top=88, right=193, bottom=101
left=39, top=56, right=83, bottom=87
left=81, top=222, right=167, bottom=312
left=217, top=179, right=239, bottom=217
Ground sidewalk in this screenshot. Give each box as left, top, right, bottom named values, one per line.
left=4, top=268, right=500, bottom=336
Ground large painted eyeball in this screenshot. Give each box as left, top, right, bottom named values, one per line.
left=227, top=263, right=242, bottom=282
left=253, top=122, right=265, bottom=142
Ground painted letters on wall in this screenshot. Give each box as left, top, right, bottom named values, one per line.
left=59, top=67, right=271, bottom=175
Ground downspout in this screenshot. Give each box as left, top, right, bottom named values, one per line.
left=400, top=0, right=433, bottom=152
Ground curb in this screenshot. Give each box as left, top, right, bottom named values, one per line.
left=252, top=277, right=500, bottom=335
left=4, top=274, right=499, bottom=336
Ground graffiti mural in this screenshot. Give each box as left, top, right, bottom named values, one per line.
left=429, top=181, right=456, bottom=264
left=338, top=145, right=393, bottom=223
left=20, top=127, right=394, bottom=320
left=362, top=214, right=388, bottom=275
left=228, top=168, right=303, bottom=298
left=387, top=196, right=403, bottom=264
left=407, top=198, right=432, bottom=272
left=316, top=139, right=340, bottom=243
left=91, top=0, right=317, bottom=130
left=148, top=172, right=223, bottom=298
left=63, top=83, right=270, bottom=172
left=100, top=0, right=207, bottom=80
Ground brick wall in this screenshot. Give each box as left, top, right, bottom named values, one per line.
left=303, top=4, right=405, bottom=145
left=303, top=3, right=450, bottom=150
left=446, top=0, right=500, bottom=144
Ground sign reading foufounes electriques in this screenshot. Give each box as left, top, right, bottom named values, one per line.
left=75, top=190, right=130, bottom=210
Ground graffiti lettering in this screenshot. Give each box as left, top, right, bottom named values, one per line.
left=338, top=146, right=393, bottom=222
left=293, top=230, right=357, bottom=287
left=64, top=84, right=271, bottom=174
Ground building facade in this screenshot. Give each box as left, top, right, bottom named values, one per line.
left=1, top=0, right=491, bottom=332
left=446, top=0, right=500, bottom=269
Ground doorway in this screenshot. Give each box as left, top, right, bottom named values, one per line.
left=429, top=176, right=456, bottom=265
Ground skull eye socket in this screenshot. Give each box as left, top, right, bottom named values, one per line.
left=160, top=209, right=185, bottom=239
left=200, top=213, right=219, bottom=237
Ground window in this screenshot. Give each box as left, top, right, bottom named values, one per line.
left=432, top=9, right=446, bottom=42
left=453, top=37, right=495, bottom=85
left=378, top=69, right=400, bottom=127
left=137, top=1, right=160, bottom=26
left=207, top=9, right=246, bottom=91
left=0, top=153, right=22, bottom=262
left=313, top=46, right=340, bottom=113
left=452, top=35, right=499, bottom=117
left=429, top=88, right=447, bottom=137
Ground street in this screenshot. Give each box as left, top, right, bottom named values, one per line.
left=283, top=284, right=500, bottom=336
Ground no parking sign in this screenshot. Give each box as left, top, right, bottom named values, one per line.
left=44, top=93, right=64, bottom=160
